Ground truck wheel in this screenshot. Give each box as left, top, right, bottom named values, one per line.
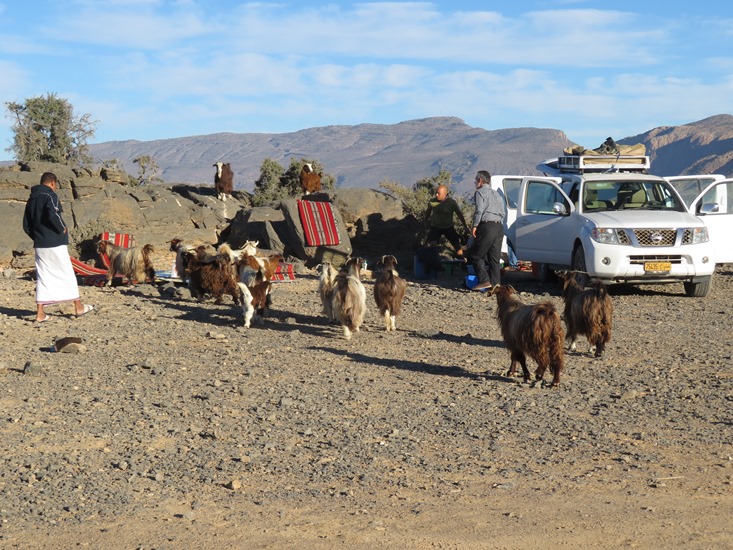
left=684, top=276, right=712, bottom=297
left=572, top=245, right=590, bottom=286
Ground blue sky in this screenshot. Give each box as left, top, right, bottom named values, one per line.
left=1, top=1, right=732, bottom=160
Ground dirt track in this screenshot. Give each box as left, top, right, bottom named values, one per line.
left=1, top=264, right=732, bottom=549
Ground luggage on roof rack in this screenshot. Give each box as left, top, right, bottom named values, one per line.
left=537, top=154, right=650, bottom=175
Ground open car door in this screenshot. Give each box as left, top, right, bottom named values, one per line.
left=509, top=176, right=573, bottom=265
left=665, top=175, right=725, bottom=210
left=685, top=178, right=733, bottom=264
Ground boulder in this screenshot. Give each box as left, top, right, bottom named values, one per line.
left=280, top=196, right=352, bottom=267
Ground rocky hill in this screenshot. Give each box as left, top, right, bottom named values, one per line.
left=87, top=115, right=733, bottom=196
left=620, top=114, right=733, bottom=177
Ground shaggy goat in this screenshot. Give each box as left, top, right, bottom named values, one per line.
left=237, top=280, right=272, bottom=328
left=317, top=261, right=339, bottom=323
left=373, top=255, right=407, bottom=331
left=168, top=238, right=194, bottom=283
left=300, top=163, right=322, bottom=195
left=561, top=272, right=613, bottom=357
left=96, top=240, right=155, bottom=287
left=183, top=249, right=241, bottom=305
left=331, top=257, right=367, bottom=340
left=494, top=285, right=565, bottom=386
left=213, top=162, right=234, bottom=201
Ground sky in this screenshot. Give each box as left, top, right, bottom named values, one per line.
left=1, top=1, right=732, bottom=160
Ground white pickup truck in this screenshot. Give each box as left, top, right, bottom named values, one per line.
left=500, top=155, right=733, bottom=297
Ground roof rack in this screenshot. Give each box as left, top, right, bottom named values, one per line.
left=538, top=155, right=650, bottom=175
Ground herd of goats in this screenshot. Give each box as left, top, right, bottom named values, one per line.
left=93, top=230, right=613, bottom=387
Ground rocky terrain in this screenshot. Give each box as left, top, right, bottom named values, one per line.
left=1, top=261, right=731, bottom=548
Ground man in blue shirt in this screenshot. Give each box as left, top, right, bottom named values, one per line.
left=470, top=170, right=505, bottom=292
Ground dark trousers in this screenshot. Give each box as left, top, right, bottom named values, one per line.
left=471, top=222, right=503, bottom=286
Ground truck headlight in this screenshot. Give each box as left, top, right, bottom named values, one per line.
left=591, top=228, right=619, bottom=244
left=690, top=227, right=709, bottom=244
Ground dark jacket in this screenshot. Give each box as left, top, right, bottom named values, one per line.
left=23, top=184, right=69, bottom=248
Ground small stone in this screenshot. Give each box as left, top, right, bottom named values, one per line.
left=226, top=479, right=241, bottom=490
left=23, top=361, right=43, bottom=376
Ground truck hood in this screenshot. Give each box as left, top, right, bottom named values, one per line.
left=585, top=210, right=703, bottom=228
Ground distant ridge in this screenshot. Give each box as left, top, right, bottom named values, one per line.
left=55, top=113, right=733, bottom=194
left=88, top=117, right=574, bottom=195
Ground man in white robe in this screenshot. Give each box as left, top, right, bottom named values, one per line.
left=22, top=172, right=94, bottom=322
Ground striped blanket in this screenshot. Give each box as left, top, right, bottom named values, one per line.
left=297, top=200, right=340, bottom=247
left=272, top=263, right=296, bottom=282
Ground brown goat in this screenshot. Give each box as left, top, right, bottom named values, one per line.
left=300, top=163, right=322, bottom=195
left=561, top=272, right=613, bottom=357
left=213, top=162, right=234, bottom=201
left=183, top=250, right=241, bottom=305
left=373, top=255, right=407, bottom=331
left=494, top=285, right=565, bottom=386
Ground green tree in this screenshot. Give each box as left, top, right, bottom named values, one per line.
left=252, top=158, right=287, bottom=206
left=380, top=168, right=472, bottom=244
left=131, top=155, right=163, bottom=186
left=5, top=92, right=96, bottom=165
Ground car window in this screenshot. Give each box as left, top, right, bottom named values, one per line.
left=501, top=178, right=521, bottom=209
left=670, top=177, right=720, bottom=208
left=584, top=180, right=686, bottom=211
left=525, top=181, right=565, bottom=214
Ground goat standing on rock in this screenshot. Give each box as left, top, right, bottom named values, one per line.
left=213, top=162, right=234, bottom=201
left=300, top=163, right=322, bottom=195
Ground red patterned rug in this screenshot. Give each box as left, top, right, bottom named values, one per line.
left=297, top=200, right=340, bottom=247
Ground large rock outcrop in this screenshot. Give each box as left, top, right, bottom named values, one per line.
left=0, top=162, right=416, bottom=271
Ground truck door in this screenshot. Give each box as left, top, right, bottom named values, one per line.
left=492, top=176, right=522, bottom=254
left=665, top=175, right=725, bottom=209
left=511, top=177, right=574, bottom=264
left=688, top=178, right=733, bottom=264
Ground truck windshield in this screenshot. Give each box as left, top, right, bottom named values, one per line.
left=583, top=181, right=685, bottom=212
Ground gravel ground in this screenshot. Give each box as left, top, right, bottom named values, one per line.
left=0, top=263, right=732, bottom=549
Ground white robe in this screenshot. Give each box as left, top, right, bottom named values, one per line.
left=35, top=245, right=80, bottom=304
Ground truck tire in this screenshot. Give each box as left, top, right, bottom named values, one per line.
left=684, top=276, right=712, bottom=297
left=572, top=245, right=590, bottom=286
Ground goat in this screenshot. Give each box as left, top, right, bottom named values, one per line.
left=236, top=252, right=282, bottom=288
left=494, top=285, right=565, bottom=386
left=331, top=257, right=367, bottom=340
left=300, top=163, right=322, bottom=195
left=168, top=238, right=194, bottom=283
left=183, top=249, right=241, bottom=305
left=217, top=241, right=259, bottom=263
left=561, top=272, right=613, bottom=357
left=237, top=281, right=272, bottom=328
left=373, top=255, right=407, bottom=331
left=317, top=261, right=339, bottom=323
left=213, top=161, right=234, bottom=201
left=96, top=240, right=155, bottom=287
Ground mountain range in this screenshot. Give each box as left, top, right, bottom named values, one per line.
left=81, top=113, right=733, bottom=196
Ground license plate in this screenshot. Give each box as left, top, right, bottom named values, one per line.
left=644, top=261, right=672, bottom=273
